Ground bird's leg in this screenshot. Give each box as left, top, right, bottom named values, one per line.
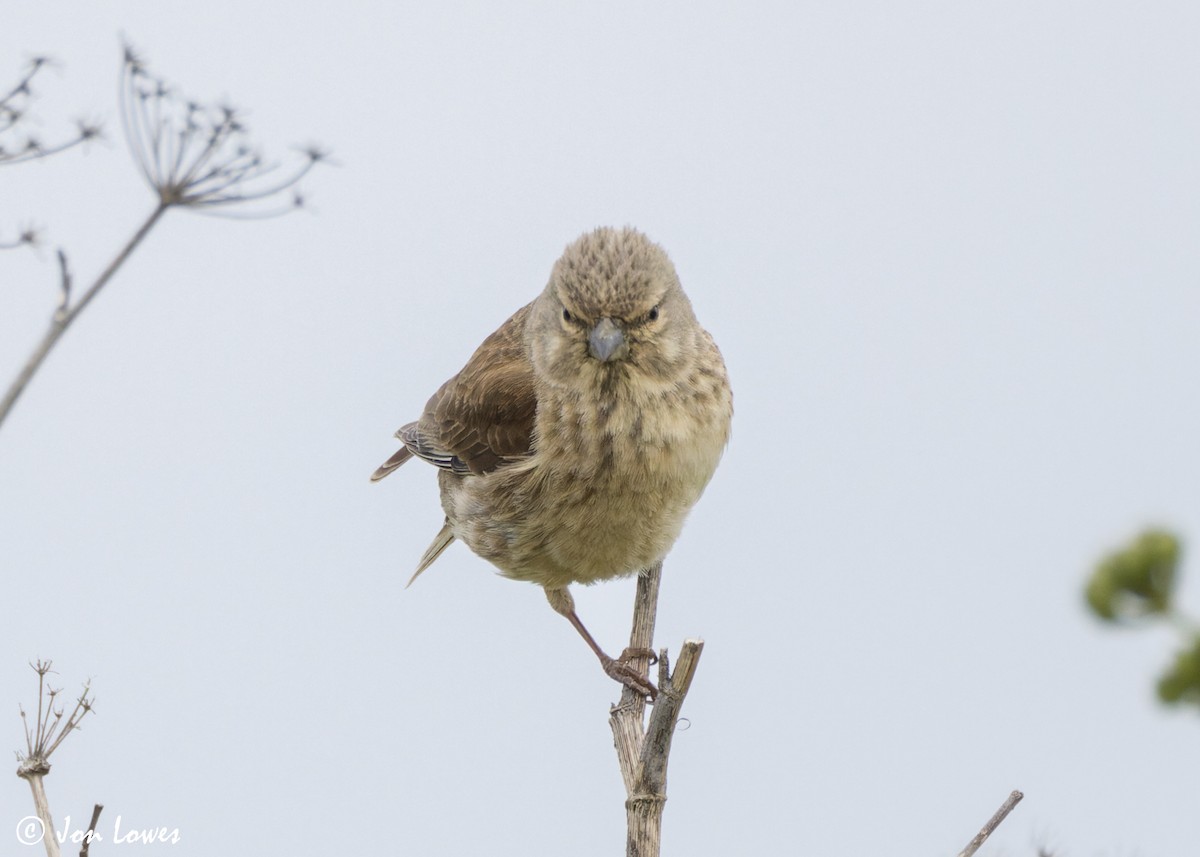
left=544, top=587, right=658, bottom=699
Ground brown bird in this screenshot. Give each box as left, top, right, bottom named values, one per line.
left=372, top=226, right=732, bottom=697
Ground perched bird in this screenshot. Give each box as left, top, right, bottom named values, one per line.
left=372, top=226, right=732, bottom=697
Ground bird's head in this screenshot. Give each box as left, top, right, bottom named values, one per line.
left=529, top=227, right=700, bottom=394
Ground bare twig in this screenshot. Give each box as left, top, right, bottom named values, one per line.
left=956, top=790, right=1024, bottom=857
left=54, top=249, right=72, bottom=320
left=80, top=804, right=103, bottom=857
left=608, top=563, right=705, bottom=857
left=0, top=203, right=167, bottom=430
left=23, top=772, right=61, bottom=857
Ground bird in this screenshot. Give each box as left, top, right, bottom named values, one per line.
left=372, top=226, right=732, bottom=698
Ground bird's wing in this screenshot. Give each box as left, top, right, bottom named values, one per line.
left=385, top=302, right=538, bottom=477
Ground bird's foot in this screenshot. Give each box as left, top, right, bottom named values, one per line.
left=601, top=650, right=658, bottom=700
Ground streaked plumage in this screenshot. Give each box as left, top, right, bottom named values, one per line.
left=373, top=226, right=732, bottom=695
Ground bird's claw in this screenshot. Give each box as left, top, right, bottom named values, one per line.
left=602, top=654, right=658, bottom=700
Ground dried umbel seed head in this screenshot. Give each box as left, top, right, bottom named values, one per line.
left=120, top=42, right=328, bottom=217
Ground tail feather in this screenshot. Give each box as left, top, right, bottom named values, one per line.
left=408, top=520, right=455, bottom=588
left=370, top=446, right=413, bottom=482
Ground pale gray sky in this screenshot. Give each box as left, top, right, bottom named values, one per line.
left=4, top=2, right=1200, bottom=855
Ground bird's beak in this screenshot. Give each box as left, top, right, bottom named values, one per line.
left=588, top=318, right=627, bottom=362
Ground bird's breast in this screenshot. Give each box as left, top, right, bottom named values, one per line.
left=444, top=372, right=730, bottom=588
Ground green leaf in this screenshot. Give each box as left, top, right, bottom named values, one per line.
left=1085, top=529, right=1180, bottom=622
left=1157, top=636, right=1200, bottom=707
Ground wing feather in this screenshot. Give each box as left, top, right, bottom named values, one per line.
left=372, top=302, right=537, bottom=479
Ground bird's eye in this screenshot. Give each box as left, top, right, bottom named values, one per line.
left=562, top=308, right=573, bottom=322
left=648, top=306, right=660, bottom=322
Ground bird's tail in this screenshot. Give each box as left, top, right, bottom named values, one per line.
left=370, top=446, right=413, bottom=482
left=407, top=519, right=455, bottom=588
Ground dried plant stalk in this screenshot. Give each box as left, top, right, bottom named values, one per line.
left=608, top=563, right=705, bottom=857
